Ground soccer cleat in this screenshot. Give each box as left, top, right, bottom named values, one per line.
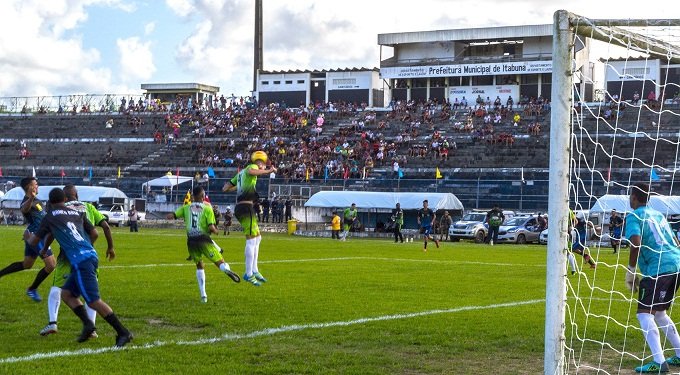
left=26, top=289, right=42, bottom=302
left=115, top=332, right=133, bottom=348
left=253, top=272, right=267, bottom=283
left=634, top=361, right=669, bottom=373
left=200, top=296, right=208, bottom=303
left=77, top=325, right=97, bottom=343
left=89, top=330, right=98, bottom=339
left=224, top=269, right=241, bottom=283
left=40, top=323, right=58, bottom=336
left=666, top=356, right=680, bottom=366
left=243, top=274, right=261, bottom=286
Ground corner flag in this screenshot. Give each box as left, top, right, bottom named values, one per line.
left=435, top=167, right=443, bottom=179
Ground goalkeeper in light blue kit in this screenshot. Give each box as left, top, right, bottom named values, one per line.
left=625, top=183, right=680, bottom=373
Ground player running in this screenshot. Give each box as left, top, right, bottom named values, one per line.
left=340, top=203, right=358, bottom=241
left=167, top=186, right=240, bottom=302
left=222, top=150, right=277, bottom=286
left=0, top=177, right=56, bottom=302
left=417, top=199, right=439, bottom=251
left=39, top=184, right=115, bottom=337
left=25, top=188, right=132, bottom=347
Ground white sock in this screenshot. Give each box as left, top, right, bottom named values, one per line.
left=196, top=269, right=206, bottom=298
left=48, top=286, right=61, bottom=323
left=85, top=304, right=97, bottom=325
left=567, top=252, right=577, bottom=273
left=253, top=236, right=262, bottom=274
left=655, top=311, right=680, bottom=356
left=245, top=238, right=257, bottom=277
left=638, top=312, right=666, bottom=364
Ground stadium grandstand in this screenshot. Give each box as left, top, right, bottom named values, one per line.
left=1, top=23, right=679, bottom=216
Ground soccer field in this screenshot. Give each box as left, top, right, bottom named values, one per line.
left=0, top=225, right=633, bottom=374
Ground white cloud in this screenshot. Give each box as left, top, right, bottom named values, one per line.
left=117, top=36, right=156, bottom=82
left=144, top=22, right=156, bottom=35
left=165, top=0, right=194, bottom=17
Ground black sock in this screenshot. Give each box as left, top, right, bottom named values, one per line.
left=424, top=242, right=428, bottom=249
left=28, top=268, right=51, bottom=290
left=0, top=261, right=26, bottom=278
left=104, top=313, right=129, bottom=336
left=72, top=305, right=94, bottom=327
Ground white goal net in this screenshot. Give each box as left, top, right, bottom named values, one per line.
left=546, top=10, right=680, bottom=375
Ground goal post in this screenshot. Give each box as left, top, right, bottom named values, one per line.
left=545, top=10, right=680, bottom=375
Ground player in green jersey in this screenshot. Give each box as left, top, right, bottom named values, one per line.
left=167, top=186, right=240, bottom=302
left=38, top=184, right=115, bottom=336
left=222, top=150, right=277, bottom=286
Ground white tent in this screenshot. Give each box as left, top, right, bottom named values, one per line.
left=304, top=191, right=464, bottom=211
left=141, top=175, right=194, bottom=189
left=590, top=194, right=680, bottom=215
left=1, top=185, right=127, bottom=208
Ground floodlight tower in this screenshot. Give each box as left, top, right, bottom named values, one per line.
left=253, top=0, right=263, bottom=94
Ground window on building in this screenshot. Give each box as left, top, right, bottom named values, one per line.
left=471, top=76, right=493, bottom=85
left=274, top=81, right=281, bottom=84
left=261, top=81, right=269, bottom=85
left=297, top=80, right=305, bottom=84
left=285, top=80, right=293, bottom=84
left=412, top=78, right=427, bottom=88
left=332, top=78, right=357, bottom=86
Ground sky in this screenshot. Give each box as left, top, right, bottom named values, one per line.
left=0, top=0, right=678, bottom=98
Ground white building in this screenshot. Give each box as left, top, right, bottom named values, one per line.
left=378, top=24, right=593, bottom=104
left=256, top=68, right=385, bottom=107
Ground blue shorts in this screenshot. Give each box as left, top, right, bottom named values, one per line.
left=63, top=258, right=100, bottom=304
left=422, top=225, right=433, bottom=236
left=572, top=232, right=586, bottom=251
left=612, top=228, right=622, bottom=239
left=24, top=238, right=53, bottom=258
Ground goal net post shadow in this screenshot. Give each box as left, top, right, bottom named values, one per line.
left=546, top=10, right=680, bottom=375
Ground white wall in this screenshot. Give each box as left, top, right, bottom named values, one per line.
left=522, top=36, right=552, bottom=58
left=258, top=72, right=310, bottom=93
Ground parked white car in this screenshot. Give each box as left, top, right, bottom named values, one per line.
left=98, top=204, right=145, bottom=226
left=449, top=210, right=515, bottom=242
left=496, top=215, right=545, bottom=244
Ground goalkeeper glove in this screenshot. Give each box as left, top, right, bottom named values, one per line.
left=625, top=265, right=640, bottom=292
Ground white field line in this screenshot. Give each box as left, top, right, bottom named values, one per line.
left=0, top=298, right=544, bottom=364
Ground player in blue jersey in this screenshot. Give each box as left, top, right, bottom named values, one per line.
left=625, top=183, right=680, bottom=373
left=39, top=184, right=116, bottom=336
left=0, top=177, right=56, bottom=302
left=25, top=188, right=132, bottom=347
left=417, top=200, right=439, bottom=252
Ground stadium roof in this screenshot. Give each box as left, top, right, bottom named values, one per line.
left=304, top=191, right=464, bottom=211
left=378, top=24, right=552, bottom=46
left=260, top=67, right=379, bottom=74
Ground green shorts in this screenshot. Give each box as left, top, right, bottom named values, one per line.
left=187, top=236, right=224, bottom=264
left=235, top=203, right=260, bottom=236
left=52, top=251, right=99, bottom=288
left=52, top=252, right=71, bottom=288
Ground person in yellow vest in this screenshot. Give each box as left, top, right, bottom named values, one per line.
left=330, top=211, right=341, bottom=239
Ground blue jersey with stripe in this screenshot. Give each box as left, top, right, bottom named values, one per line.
left=625, top=205, right=680, bottom=277
left=35, top=206, right=97, bottom=267
left=21, top=195, right=46, bottom=232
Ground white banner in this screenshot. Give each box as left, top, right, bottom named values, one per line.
left=381, top=61, right=552, bottom=79
left=448, top=85, right=520, bottom=106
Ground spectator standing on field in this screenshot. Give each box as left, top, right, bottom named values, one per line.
left=438, top=211, right=453, bottom=242
left=128, top=206, right=139, bottom=232
left=392, top=203, right=404, bottom=243
left=485, top=205, right=505, bottom=245
left=330, top=211, right=341, bottom=239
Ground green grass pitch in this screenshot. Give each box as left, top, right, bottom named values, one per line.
left=0, top=225, right=648, bottom=374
